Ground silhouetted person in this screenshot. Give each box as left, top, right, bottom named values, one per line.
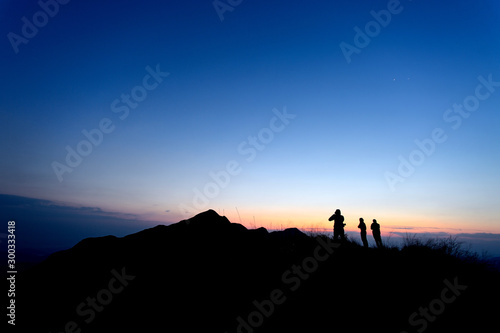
left=371, top=219, right=383, bottom=248
left=329, top=209, right=345, bottom=241
left=358, top=218, right=368, bottom=248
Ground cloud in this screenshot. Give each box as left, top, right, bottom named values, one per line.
left=388, top=226, right=467, bottom=233
left=383, top=230, right=500, bottom=257
left=455, top=233, right=500, bottom=241
left=1, top=194, right=141, bottom=220
left=0, top=194, right=165, bottom=250
left=387, top=231, right=452, bottom=238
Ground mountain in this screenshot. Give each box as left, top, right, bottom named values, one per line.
left=16, top=210, right=500, bottom=332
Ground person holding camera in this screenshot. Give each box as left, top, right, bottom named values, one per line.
left=329, top=209, right=346, bottom=241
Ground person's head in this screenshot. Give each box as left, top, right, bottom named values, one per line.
left=373, top=219, right=377, bottom=223
left=335, top=209, right=341, bottom=215
left=359, top=218, right=364, bottom=222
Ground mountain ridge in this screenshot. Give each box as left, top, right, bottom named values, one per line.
left=17, top=209, right=500, bottom=333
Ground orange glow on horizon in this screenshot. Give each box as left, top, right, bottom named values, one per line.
left=215, top=208, right=500, bottom=236
left=129, top=204, right=500, bottom=236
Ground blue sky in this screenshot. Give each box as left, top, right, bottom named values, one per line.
left=1, top=0, right=500, bottom=254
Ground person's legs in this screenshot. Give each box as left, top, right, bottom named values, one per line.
left=361, top=231, right=368, bottom=248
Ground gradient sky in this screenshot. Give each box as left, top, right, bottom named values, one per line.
left=1, top=1, right=500, bottom=254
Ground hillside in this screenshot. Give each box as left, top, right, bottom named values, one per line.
left=16, top=210, right=499, bottom=332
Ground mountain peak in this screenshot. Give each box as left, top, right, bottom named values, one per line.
left=185, top=209, right=229, bottom=225
left=180, top=209, right=247, bottom=235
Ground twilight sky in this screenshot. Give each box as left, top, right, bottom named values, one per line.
left=1, top=0, right=500, bottom=254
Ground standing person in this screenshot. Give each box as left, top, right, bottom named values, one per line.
left=329, top=209, right=345, bottom=241
left=371, top=219, right=383, bottom=248
left=358, top=218, right=368, bottom=248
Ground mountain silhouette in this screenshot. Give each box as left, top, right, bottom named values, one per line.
left=17, top=210, right=500, bottom=332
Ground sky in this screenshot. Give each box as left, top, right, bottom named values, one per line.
left=1, top=0, right=500, bottom=255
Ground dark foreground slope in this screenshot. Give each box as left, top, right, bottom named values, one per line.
left=17, top=210, right=499, bottom=333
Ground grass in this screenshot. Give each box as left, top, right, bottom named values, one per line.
left=306, top=229, right=493, bottom=265
left=401, top=233, right=484, bottom=264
